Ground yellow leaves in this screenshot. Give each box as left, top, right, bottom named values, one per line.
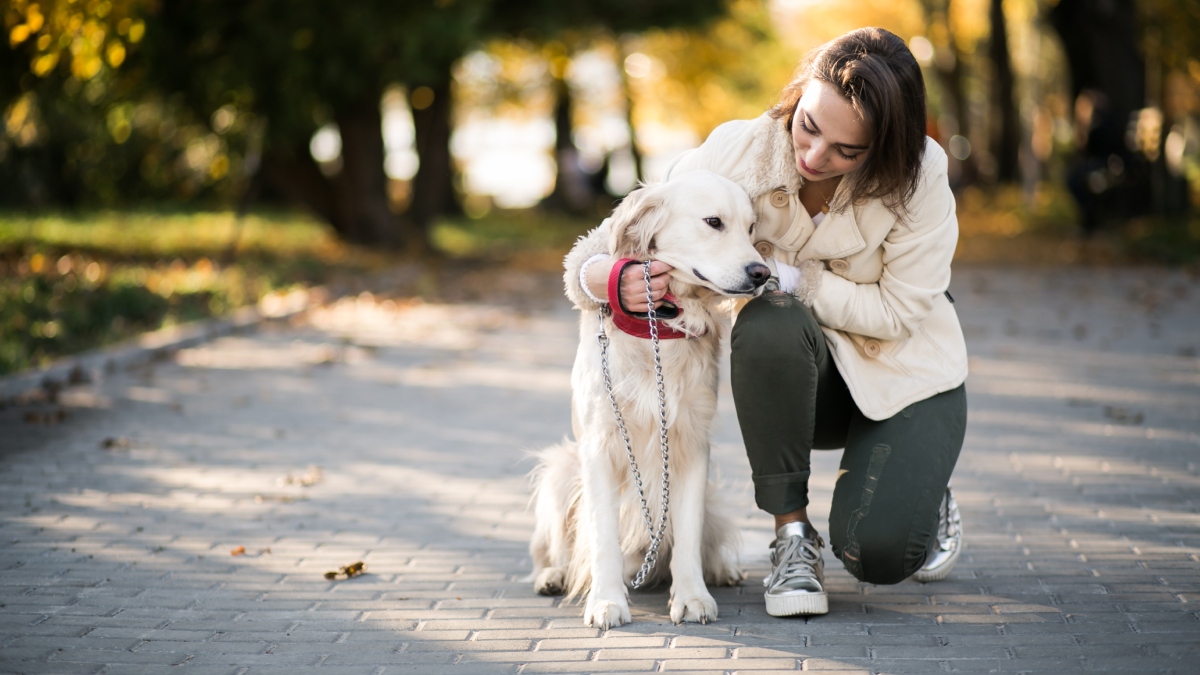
left=32, top=51, right=58, bottom=76
left=115, top=17, right=144, bottom=42
left=11, top=0, right=147, bottom=81
left=8, top=3, right=43, bottom=45
left=11, top=25, right=32, bottom=46
left=4, top=93, right=43, bottom=146
left=105, top=40, right=124, bottom=66
left=73, top=54, right=103, bottom=80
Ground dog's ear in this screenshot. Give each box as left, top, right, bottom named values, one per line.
left=607, top=183, right=669, bottom=257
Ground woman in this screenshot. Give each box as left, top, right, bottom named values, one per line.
left=562, top=27, right=968, bottom=617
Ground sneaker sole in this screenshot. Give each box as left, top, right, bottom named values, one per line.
left=912, top=544, right=962, bottom=583
left=765, top=591, right=828, bottom=616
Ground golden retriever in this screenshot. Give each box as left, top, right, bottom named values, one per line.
left=530, top=170, right=770, bottom=628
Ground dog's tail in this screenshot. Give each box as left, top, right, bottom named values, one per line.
left=528, top=441, right=588, bottom=599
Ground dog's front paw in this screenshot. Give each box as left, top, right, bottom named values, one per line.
left=533, top=567, right=566, bottom=596
left=669, top=589, right=718, bottom=624
left=584, top=596, right=631, bottom=629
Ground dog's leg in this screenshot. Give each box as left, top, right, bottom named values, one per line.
left=579, top=437, right=631, bottom=629
left=668, top=439, right=719, bottom=624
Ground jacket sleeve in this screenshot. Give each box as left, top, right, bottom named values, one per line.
left=562, top=218, right=612, bottom=311
left=809, top=147, right=957, bottom=341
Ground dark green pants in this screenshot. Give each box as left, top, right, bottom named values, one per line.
left=730, top=292, right=967, bottom=585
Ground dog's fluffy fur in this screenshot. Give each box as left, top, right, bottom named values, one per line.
left=530, top=170, right=768, bottom=628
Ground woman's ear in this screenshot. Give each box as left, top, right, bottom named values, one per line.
left=607, top=183, right=669, bottom=257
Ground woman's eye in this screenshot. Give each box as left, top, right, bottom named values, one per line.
left=704, top=217, right=724, bottom=230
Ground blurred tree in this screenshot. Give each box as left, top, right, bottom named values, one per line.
left=1137, top=0, right=1199, bottom=214
left=917, top=0, right=979, bottom=185
left=134, top=1, right=486, bottom=250
left=1, top=0, right=157, bottom=206
left=1050, top=0, right=1147, bottom=231
left=634, top=0, right=796, bottom=144
left=4, top=0, right=147, bottom=83
left=987, top=0, right=1019, bottom=183
left=482, top=0, right=729, bottom=214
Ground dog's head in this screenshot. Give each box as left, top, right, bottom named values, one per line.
left=607, top=170, right=770, bottom=297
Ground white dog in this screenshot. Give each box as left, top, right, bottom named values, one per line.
left=530, top=170, right=771, bottom=628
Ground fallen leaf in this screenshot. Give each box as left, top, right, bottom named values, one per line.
left=23, top=408, right=67, bottom=425
left=324, top=561, right=366, bottom=580
left=230, top=546, right=246, bottom=556
left=1103, top=406, right=1144, bottom=425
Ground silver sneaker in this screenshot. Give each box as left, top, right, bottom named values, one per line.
left=913, top=485, right=963, bottom=582
left=763, top=521, right=828, bottom=616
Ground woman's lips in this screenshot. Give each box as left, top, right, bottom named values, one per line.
left=799, top=157, right=825, bottom=176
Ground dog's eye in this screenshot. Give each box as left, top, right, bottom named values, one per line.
left=704, top=217, right=724, bottom=230
left=749, top=223, right=756, bottom=236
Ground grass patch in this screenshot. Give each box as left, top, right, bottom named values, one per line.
left=0, top=210, right=388, bottom=375
left=0, top=207, right=596, bottom=376
left=430, top=209, right=592, bottom=265
left=954, top=184, right=1200, bottom=267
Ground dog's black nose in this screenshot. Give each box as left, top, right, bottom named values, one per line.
left=745, top=262, right=771, bottom=287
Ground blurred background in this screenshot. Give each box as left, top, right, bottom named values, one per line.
left=1, top=0, right=1198, bottom=375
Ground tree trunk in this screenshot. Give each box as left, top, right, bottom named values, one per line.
left=409, top=74, right=459, bottom=251
left=618, top=43, right=645, bottom=185
left=542, top=69, right=593, bottom=214
left=919, top=0, right=979, bottom=186
left=988, top=0, right=1020, bottom=183
left=333, top=100, right=401, bottom=247
left=259, top=95, right=401, bottom=248
left=260, top=145, right=342, bottom=234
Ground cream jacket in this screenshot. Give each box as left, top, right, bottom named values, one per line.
left=563, top=113, right=968, bottom=421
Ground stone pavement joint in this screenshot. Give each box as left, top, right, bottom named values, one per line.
left=1, top=267, right=1199, bottom=674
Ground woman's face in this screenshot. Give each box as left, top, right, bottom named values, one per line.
left=790, top=80, right=871, bottom=182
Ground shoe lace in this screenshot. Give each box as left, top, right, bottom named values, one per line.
left=765, top=534, right=823, bottom=590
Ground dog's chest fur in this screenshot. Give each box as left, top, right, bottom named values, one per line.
left=574, top=300, right=724, bottom=466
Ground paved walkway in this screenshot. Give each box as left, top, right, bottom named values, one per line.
left=2, top=266, right=1199, bottom=674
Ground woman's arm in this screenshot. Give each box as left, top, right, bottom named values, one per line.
left=809, top=146, right=957, bottom=341
left=562, top=220, right=674, bottom=312
left=562, top=222, right=611, bottom=311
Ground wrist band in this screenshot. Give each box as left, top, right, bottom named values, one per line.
left=579, top=253, right=609, bottom=305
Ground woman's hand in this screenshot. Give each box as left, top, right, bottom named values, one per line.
left=584, top=257, right=675, bottom=312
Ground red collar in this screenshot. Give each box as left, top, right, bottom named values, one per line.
left=606, top=258, right=692, bottom=340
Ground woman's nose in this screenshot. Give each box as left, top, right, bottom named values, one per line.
left=805, top=141, right=828, bottom=167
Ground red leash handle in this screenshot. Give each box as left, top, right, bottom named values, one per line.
left=604, top=258, right=688, bottom=340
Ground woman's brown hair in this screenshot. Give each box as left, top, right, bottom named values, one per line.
left=768, top=27, right=927, bottom=220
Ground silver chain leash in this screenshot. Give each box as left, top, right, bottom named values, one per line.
left=595, top=260, right=671, bottom=589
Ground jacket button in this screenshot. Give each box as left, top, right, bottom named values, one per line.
left=829, top=258, right=849, bottom=272
left=754, top=241, right=774, bottom=258
left=863, top=339, right=882, bottom=358
left=769, top=189, right=789, bottom=208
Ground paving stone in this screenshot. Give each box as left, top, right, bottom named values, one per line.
left=1, top=268, right=1198, bottom=674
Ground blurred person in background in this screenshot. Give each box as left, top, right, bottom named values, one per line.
left=563, top=27, right=967, bottom=617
